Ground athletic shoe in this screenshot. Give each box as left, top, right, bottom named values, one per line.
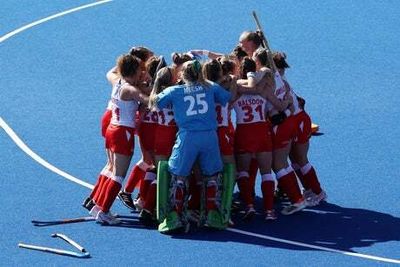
left=139, top=209, right=157, bottom=227
left=205, top=210, right=226, bottom=230
left=242, top=205, right=256, bottom=221
left=231, top=200, right=242, bottom=213
left=158, top=211, right=184, bottom=234
left=82, top=197, right=91, bottom=208
left=281, top=199, right=307, bottom=215
left=82, top=197, right=95, bottom=211
left=133, top=198, right=144, bottom=211
left=118, top=191, right=136, bottom=211
left=265, top=210, right=277, bottom=221
left=308, top=190, right=327, bottom=207
left=89, top=205, right=101, bottom=217
left=96, top=211, right=121, bottom=225
left=303, top=189, right=315, bottom=200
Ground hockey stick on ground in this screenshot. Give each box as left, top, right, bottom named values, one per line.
left=31, top=216, right=95, bottom=226
left=51, top=233, right=86, bottom=253
left=18, top=243, right=90, bottom=258
left=19, top=233, right=90, bottom=258
left=31, top=213, right=136, bottom=226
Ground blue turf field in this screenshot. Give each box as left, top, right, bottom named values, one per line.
left=1, top=0, right=399, bottom=266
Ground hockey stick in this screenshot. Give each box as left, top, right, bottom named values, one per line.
left=51, top=233, right=86, bottom=253
left=18, top=243, right=90, bottom=258
left=31, top=213, right=134, bottom=226
left=252, top=11, right=277, bottom=72
left=31, top=216, right=94, bottom=226
left=252, top=11, right=271, bottom=50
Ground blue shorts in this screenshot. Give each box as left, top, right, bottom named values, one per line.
left=168, top=130, right=223, bottom=177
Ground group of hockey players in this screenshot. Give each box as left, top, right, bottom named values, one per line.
left=81, top=30, right=327, bottom=234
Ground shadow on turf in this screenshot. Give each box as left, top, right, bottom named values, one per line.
left=171, top=197, right=400, bottom=252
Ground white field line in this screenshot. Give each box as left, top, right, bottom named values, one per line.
left=0, top=1, right=399, bottom=264
left=0, top=0, right=112, bottom=43
left=0, top=117, right=93, bottom=189
left=226, top=228, right=400, bottom=264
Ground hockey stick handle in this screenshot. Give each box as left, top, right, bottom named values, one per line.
left=252, top=11, right=271, bottom=50
left=18, top=243, right=90, bottom=258
left=31, top=216, right=94, bottom=225
left=52, top=233, right=86, bottom=253
left=252, top=10, right=277, bottom=72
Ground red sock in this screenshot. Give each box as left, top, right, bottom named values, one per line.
left=188, top=176, right=201, bottom=210
left=95, top=176, right=111, bottom=205
left=139, top=179, right=152, bottom=201
left=261, top=180, right=275, bottom=210
left=90, top=174, right=106, bottom=199
left=248, top=158, right=258, bottom=194
left=295, top=169, right=309, bottom=190
left=124, top=165, right=146, bottom=193
left=237, top=176, right=253, bottom=206
left=100, top=178, right=122, bottom=213
left=139, top=170, right=156, bottom=201
left=303, top=167, right=322, bottom=194
left=143, top=181, right=157, bottom=213
left=206, top=181, right=218, bottom=211
left=278, top=171, right=303, bottom=204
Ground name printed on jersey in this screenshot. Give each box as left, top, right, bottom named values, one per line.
left=233, top=95, right=266, bottom=124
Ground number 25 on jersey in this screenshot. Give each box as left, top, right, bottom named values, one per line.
left=184, top=93, right=208, bottom=116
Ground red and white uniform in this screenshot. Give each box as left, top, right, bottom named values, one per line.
left=154, top=106, right=177, bottom=157
left=105, top=80, right=139, bottom=156
left=233, top=94, right=272, bottom=153
left=270, top=72, right=301, bottom=149
left=282, top=75, right=312, bottom=144
left=216, top=103, right=234, bottom=156
left=137, top=108, right=158, bottom=152
left=101, top=100, right=113, bottom=137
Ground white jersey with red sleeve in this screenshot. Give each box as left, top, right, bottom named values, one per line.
left=281, top=75, right=301, bottom=115
left=156, top=106, right=176, bottom=127
left=110, top=79, right=139, bottom=128
left=269, top=71, right=300, bottom=116
left=274, top=71, right=287, bottom=100
left=216, top=103, right=230, bottom=127
left=233, top=94, right=267, bottom=124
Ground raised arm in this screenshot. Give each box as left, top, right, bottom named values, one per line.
left=106, top=66, right=120, bottom=86
left=189, top=49, right=224, bottom=60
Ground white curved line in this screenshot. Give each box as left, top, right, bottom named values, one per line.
left=226, top=228, right=400, bottom=264
left=0, top=117, right=93, bottom=189
left=0, top=0, right=113, bottom=43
